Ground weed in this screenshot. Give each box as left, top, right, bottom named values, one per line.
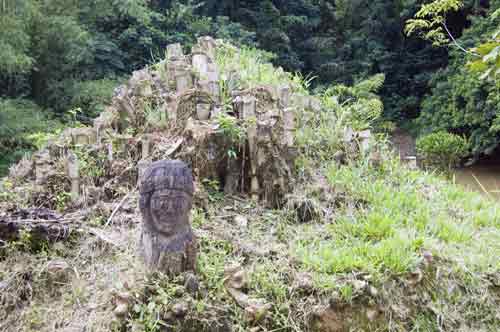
left=191, top=207, right=206, bottom=228
left=73, top=146, right=106, bottom=185
left=55, top=191, right=71, bottom=212
left=202, top=178, right=224, bottom=202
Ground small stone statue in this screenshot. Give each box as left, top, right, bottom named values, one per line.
left=139, top=160, right=197, bottom=275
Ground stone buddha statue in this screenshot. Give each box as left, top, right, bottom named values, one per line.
left=139, top=160, right=197, bottom=275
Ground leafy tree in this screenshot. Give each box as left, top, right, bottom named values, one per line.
left=0, top=98, right=62, bottom=175
left=416, top=5, right=500, bottom=157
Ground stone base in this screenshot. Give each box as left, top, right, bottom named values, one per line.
left=140, top=229, right=197, bottom=276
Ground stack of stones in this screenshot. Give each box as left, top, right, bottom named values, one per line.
left=18, top=36, right=310, bottom=208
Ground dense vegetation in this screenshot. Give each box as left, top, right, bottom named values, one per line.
left=1, top=0, right=500, bottom=173
left=1, top=39, right=500, bottom=331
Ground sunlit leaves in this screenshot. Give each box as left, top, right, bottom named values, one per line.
left=405, top=0, right=464, bottom=45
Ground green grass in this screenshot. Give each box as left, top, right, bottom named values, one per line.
left=294, top=155, right=500, bottom=277
left=215, top=41, right=308, bottom=93
left=3, top=40, right=500, bottom=331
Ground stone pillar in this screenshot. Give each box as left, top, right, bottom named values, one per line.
left=207, top=70, right=220, bottom=101
left=403, top=156, right=418, bottom=170
left=175, top=65, right=193, bottom=94
left=241, top=95, right=259, bottom=201
left=283, top=108, right=295, bottom=147
left=137, top=159, right=151, bottom=184
left=34, top=150, right=52, bottom=185
left=165, top=94, right=178, bottom=122
left=308, top=96, right=322, bottom=112
left=141, top=136, right=151, bottom=160
left=67, top=152, right=80, bottom=202
left=196, top=103, right=211, bottom=121
left=139, top=160, right=197, bottom=275
left=196, top=36, right=216, bottom=59
left=358, top=130, right=372, bottom=154
left=279, top=85, right=291, bottom=108
left=167, top=43, right=184, bottom=60
left=192, top=53, right=210, bottom=78
left=107, top=143, right=114, bottom=162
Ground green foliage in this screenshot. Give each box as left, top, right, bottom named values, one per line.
left=0, top=1, right=34, bottom=74
left=68, top=79, right=121, bottom=120
left=295, top=151, right=500, bottom=281
left=1, top=0, right=499, bottom=172
left=323, top=74, right=385, bottom=131
left=405, top=0, right=464, bottom=46
left=215, top=41, right=306, bottom=92
left=417, top=131, right=469, bottom=171
left=295, top=74, right=385, bottom=163
left=202, top=178, right=224, bottom=202
left=0, top=98, right=62, bottom=175
left=417, top=3, right=500, bottom=157
left=73, top=147, right=107, bottom=184
left=469, top=20, right=500, bottom=80
left=215, top=113, right=246, bottom=145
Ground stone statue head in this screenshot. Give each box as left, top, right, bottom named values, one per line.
left=139, top=160, right=194, bottom=237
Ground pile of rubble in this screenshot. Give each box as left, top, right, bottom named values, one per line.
left=0, top=37, right=327, bottom=240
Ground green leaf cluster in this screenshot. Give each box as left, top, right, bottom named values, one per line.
left=416, top=131, right=469, bottom=171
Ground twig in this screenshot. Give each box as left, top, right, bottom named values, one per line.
left=86, top=227, right=119, bottom=247
left=471, top=173, right=493, bottom=199
left=105, top=188, right=137, bottom=226
left=4, top=217, right=84, bottom=224
left=240, top=143, right=246, bottom=194
left=443, top=22, right=479, bottom=57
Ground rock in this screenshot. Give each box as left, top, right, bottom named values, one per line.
left=184, top=272, right=200, bottom=296
left=352, top=280, right=367, bottom=292
left=366, top=307, right=380, bottom=322
left=238, top=242, right=271, bottom=258
left=46, top=260, right=72, bottom=281
left=9, top=156, right=33, bottom=180
left=113, top=291, right=133, bottom=318
left=244, top=299, right=271, bottom=323
left=172, top=301, right=189, bottom=317
left=293, top=272, right=314, bottom=292
left=333, top=150, right=346, bottom=164
left=234, top=215, right=248, bottom=229
left=224, top=264, right=248, bottom=290
left=368, top=286, right=379, bottom=297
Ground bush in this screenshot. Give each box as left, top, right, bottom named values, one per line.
left=68, top=78, right=121, bottom=122
left=0, top=98, right=62, bottom=175
left=416, top=131, right=469, bottom=171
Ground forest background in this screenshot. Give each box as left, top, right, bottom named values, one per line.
left=1, top=0, right=499, bottom=174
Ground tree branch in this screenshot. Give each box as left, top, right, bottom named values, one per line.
left=443, top=21, right=479, bottom=57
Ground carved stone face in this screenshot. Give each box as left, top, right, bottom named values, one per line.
left=139, top=160, right=194, bottom=237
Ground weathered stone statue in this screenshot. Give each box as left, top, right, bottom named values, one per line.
left=139, top=160, right=197, bottom=275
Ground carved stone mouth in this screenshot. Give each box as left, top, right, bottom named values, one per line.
left=143, top=229, right=194, bottom=252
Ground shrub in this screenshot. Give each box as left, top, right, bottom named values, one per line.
left=0, top=98, right=62, bottom=175
left=416, top=131, right=469, bottom=171
left=68, top=78, right=120, bottom=122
